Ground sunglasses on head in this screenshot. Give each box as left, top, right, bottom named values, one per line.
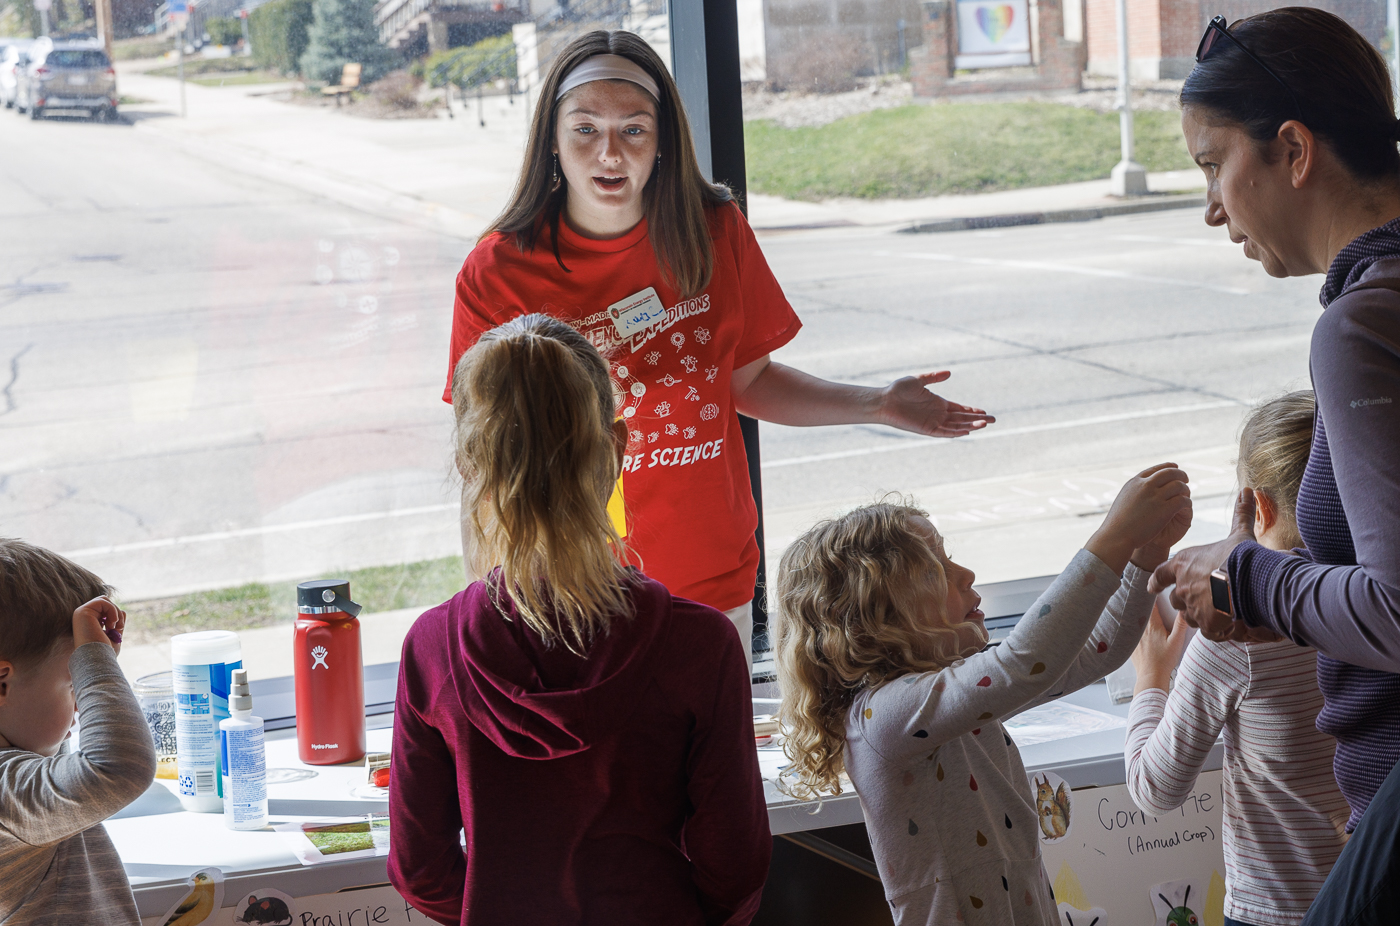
left=1196, top=14, right=1304, bottom=119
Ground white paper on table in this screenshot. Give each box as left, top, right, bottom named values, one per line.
left=273, top=813, right=390, bottom=866
left=1005, top=701, right=1126, bottom=746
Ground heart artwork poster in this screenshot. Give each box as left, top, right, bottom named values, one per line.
left=956, top=0, right=1032, bottom=56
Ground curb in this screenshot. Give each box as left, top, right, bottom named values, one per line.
left=898, top=193, right=1205, bottom=234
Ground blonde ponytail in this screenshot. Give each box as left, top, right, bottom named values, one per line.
left=452, top=314, right=631, bottom=652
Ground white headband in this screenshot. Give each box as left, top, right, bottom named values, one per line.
left=556, top=54, right=661, bottom=102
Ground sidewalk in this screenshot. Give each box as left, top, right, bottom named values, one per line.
left=117, top=60, right=1204, bottom=239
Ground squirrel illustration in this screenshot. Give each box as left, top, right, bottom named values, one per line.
left=1035, top=774, right=1071, bottom=839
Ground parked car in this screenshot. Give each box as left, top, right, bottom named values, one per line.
left=16, top=39, right=118, bottom=121
left=0, top=39, right=31, bottom=109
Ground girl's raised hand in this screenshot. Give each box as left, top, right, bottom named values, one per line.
left=1131, top=498, right=1194, bottom=571
left=876, top=372, right=995, bottom=438
left=1130, top=597, right=1191, bottom=695
left=1086, top=463, right=1192, bottom=574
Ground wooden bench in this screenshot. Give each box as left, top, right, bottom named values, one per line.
left=322, top=62, right=361, bottom=104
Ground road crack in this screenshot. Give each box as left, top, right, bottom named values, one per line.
left=2, top=344, right=34, bottom=417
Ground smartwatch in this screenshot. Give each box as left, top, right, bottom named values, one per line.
left=1210, top=568, right=1232, bottom=616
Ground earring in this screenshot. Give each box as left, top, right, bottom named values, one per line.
left=552, top=154, right=559, bottom=187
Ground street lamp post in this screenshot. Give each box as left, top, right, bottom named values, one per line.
left=1111, top=0, right=1148, bottom=196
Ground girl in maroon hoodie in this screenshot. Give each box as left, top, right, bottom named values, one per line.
left=388, top=313, right=771, bottom=926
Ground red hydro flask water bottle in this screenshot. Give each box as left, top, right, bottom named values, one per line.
left=294, top=579, right=366, bottom=765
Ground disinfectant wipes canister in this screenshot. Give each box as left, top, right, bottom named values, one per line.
left=171, top=630, right=243, bottom=812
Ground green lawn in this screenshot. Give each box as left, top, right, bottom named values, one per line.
left=186, top=71, right=286, bottom=87
left=124, top=555, right=465, bottom=644
left=146, top=58, right=284, bottom=86
left=744, top=102, right=1196, bottom=200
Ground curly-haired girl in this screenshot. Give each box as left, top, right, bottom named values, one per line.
left=773, top=464, right=1192, bottom=926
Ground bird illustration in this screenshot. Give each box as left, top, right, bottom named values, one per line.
left=1159, top=885, right=1199, bottom=926
left=1035, top=774, right=1071, bottom=839
left=162, top=872, right=218, bottom=926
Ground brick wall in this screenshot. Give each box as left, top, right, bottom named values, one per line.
left=910, top=0, right=1083, bottom=97
left=762, top=0, right=927, bottom=89
left=1087, top=0, right=1385, bottom=80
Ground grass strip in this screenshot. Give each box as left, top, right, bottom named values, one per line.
left=185, top=71, right=287, bottom=87
left=146, top=58, right=268, bottom=79
left=744, top=102, right=1195, bottom=200
left=123, top=556, right=465, bottom=644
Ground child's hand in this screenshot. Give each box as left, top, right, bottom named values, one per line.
left=1131, top=596, right=1191, bottom=695
left=1131, top=501, right=1194, bottom=571
left=73, top=596, right=125, bottom=655
left=1086, top=463, right=1192, bottom=574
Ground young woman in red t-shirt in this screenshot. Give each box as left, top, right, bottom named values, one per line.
left=445, top=30, right=994, bottom=663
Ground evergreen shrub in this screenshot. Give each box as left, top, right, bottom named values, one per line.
left=248, top=0, right=313, bottom=75
left=206, top=17, right=243, bottom=47
left=298, top=0, right=396, bottom=84
left=411, top=34, right=515, bottom=89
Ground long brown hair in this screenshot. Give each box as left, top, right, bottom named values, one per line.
left=773, top=502, right=987, bottom=800
left=452, top=314, right=631, bottom=652
left=486, top=30, right=732, bottom=298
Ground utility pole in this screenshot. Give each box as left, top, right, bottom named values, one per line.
left=178, top=31, right=186, bottom=117
left=1110, top=0, right=1147, bottom=196
left=34, top=0, right=51, bottom=36
left=169, top=0, right=188, bottom=116
left=95, top=0, right=114, bottom=61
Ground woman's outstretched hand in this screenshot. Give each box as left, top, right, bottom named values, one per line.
left=876, top=371, right=995, bottom=438
left=1149, top=488, right=1258, bottom=642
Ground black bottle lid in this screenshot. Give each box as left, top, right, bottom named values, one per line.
left=296, top=579, right=363, bottom=617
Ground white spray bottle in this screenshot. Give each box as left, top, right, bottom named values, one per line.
left=219, top=668, right=268, bottom=830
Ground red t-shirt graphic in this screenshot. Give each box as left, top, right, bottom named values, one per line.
left=444, top=203, right=801, bottom=611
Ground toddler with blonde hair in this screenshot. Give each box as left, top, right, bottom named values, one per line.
left=773, top=464, right=1192, bottom=926
left=1127, top=391, right=1348, bottom=926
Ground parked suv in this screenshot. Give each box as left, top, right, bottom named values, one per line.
left=0, top=39, right=31, bottom=109
left=17, top=39, right=118, bottom=121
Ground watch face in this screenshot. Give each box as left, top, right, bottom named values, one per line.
left=1210, top=570, right=1231, bottom=615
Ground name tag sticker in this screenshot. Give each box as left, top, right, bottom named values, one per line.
left=609, top=287, right=667, bottom=339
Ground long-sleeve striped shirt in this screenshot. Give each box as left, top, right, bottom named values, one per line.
left=1125, top=636, right=1349, bottom=926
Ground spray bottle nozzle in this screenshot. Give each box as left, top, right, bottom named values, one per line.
left=230, top=668, right=253, bottom=713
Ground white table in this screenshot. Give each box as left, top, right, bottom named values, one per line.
left=113, top=685, right=1222, bottom=918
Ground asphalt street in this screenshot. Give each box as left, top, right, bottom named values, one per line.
left=1, top=109, right=1321, bottom=602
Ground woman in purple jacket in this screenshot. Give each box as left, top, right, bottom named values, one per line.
left=1151, top=9, right=1400, bottom=925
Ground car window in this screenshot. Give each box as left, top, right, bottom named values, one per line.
left=48, top=50, right=109, bottom=68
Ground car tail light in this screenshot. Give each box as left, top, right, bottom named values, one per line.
left=106, top=67, right=115, bottom=76
left=35, top=66, right=49, bottom=75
